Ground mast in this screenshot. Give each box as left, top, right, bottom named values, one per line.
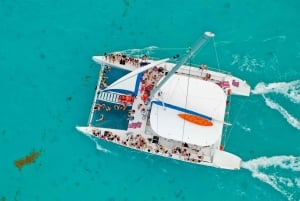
left=150, top=32, right=215, bottom=98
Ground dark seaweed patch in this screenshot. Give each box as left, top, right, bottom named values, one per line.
left=14, top=151, right=41, bottom=170
left=224, top=3, right=231, bottom=8
left=40, top=53, right=46, bottom=60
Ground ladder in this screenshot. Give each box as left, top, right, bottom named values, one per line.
left=97, top=91, right=121, bottom=104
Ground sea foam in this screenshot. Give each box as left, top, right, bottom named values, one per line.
left=242, top=155, right=300, bottom=201
left=262, top=95, right=300, bottom=130
left=252, top=80, right=300, bottom=130
left=232, top=54, right=266, bottom=73
left=252, top=80, right=300, bottom=104
left=85, top=134, right=112, bottom=154
left=95, top=141, right=111, bottom=153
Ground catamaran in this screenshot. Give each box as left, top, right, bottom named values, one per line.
left=76, top=32, right=250, bottom=170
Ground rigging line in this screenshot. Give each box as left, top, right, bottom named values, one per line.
left=88, top=61, right=103, bottom=126
left=222, top=94, right=232, bottom=147
left=119, top=47, right=188, bottom=53
left=225, top=98, right=247, bottom=146
left=181, top=54, right=192, bottom=143
left=213, top=37, right=221, bottom=70
left=224, top=95, right=234, bottom=147
left=150, top=47, right=189, bottom=50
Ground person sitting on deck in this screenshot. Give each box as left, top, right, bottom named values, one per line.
left=142, top=54, right=148, bottom=61
left=127, top=115, right=134, bottom=121
left=183, top=142, right=189, bottom=148
left=138, top=103, right=143, bottom=110
left=141, top=93, right=149, bottom=103
left=145, top=82, right=154, bottom=91
left=94, top=104, right=101, bottom=111
left=200, top=64, right=207, bottom=70
left=128, top=109, right=135, bottom=115
left=141, top=108, right=146, bottom=115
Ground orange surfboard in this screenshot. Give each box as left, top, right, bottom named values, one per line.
left=178, top=113, right=213, bottom=126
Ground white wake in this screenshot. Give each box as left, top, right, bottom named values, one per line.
left=252, top=80, right=300, bottom=130
left=94, top=140, right=111, bottom=153
left=231, top=54, right=266, bottom=73
left=262, top=35, right=286, bottom=43
left=120, top=46, right=158, bottom=54
left=262, top=95, right=300, bottom=130
left=242, top=156, right=300, bottom=201
left=252, top=80, right=300, bottom=104
left=84, top=133, right=112, bottom=154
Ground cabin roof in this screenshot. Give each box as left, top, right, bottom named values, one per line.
left=150, top=75, right=227, bottom=146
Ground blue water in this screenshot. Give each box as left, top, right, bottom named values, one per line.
left=92, top=100, right=131, bottom=130
left=1, top=0, right=300, bottom=200
left=92, top=66, right=132, bottom=130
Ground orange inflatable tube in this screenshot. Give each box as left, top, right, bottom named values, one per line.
left=178, top=113, right=213, bottom=126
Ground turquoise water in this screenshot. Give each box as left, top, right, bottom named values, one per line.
left=1, top=0, right=300, bottom=200
left=92, top=66, right=132, bottom=130
left=92, top=100, right=131, bottom=130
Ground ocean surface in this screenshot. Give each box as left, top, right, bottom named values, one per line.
left=0, top=0, right=300, bottom=200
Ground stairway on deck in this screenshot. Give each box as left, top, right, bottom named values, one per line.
left=97, top=91, right=120, bottom=104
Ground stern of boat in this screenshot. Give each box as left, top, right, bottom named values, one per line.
left=212, top=149, right=241, bottom=170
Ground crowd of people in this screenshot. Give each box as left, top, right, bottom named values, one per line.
left=91, top=128, right=205, bottom=164
left=104, top=52, right=141, bottom=67
left=91, top=53, right=208, bottom=164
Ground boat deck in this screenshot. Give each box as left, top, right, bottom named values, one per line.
left=83, top=59, right=216, bottom=165
left=77, top=52, right=245, bottom=170
left=93, top=55, right=251, bottom=97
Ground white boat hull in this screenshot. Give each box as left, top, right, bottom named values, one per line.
left=76, top=126, right=241, bottom=170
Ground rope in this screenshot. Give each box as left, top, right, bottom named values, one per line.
left=222, top=94, right=232, bottom=148
left=149, top=47, right=188, bottom=51
left=213, top=38, right=221, bottom=70
left=119, top=47, right=188, bottom=53
left=181, top=54, right=192, bottom=143
left=223, top=98, right=247, bottom=147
